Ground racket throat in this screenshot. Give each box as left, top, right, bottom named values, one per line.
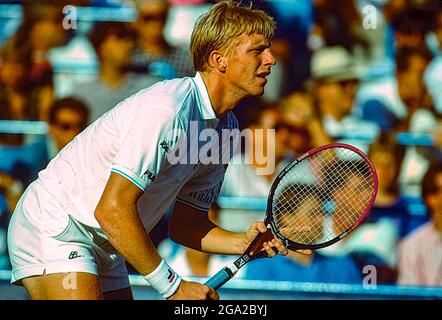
left=225, top=262, right=239, bottom=276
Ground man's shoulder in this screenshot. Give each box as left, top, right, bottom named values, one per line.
left=133, top=76, right=196, bottom=113
left=401, top=222, right=433, bottom=247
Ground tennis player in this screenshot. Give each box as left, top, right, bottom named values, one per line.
left=7, top=1, right=306, bottom=300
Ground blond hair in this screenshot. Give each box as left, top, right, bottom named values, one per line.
left=190, top=0, right=276, bottom=72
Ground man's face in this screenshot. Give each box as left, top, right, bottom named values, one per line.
left=317, top=79, right=358, bottom=118
left=100, top=34, right=135, bottom=68
left=278, top=195, right=325, bottom=244
left=397, top=72, right=426, bottom=109
left=0, top=58, right=26, bottom=89
left=370, top=149, right=398, bottom=192
left=425, top=172, right=442, bottom=232
left=224, top=33, right=276, bottom=99
left=49, top=108, right=85, bottom=151
left=332, top=172, right=371, bottom=233
left=135, top=2, right=168, bottom=42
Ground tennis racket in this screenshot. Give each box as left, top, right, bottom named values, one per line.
left=205, top=143, right=378, bottom=290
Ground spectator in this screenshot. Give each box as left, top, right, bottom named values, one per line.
left=397, top=161, right=442, bottom=287
left=308, top=0, right=369, bottom=55
left=359, top=46, right=434, bottom=132
left=425, top=4, right=442, bottom=114
left=345, top=132, right=409, bottom=283
left=367, top=132, right=424, bottom=237
left=0, top=41, right=31, bottom=121
left=391, top=5, right=435, bottom=52
left=217, top=104, right=282, bottom=232
left=382, top=1, right=437, bottom=61
left=0, top=98, right=89, bottom=266
left=131, top=0, right=195, bottom=78
left=7, top=0, right=70, bottom=121
left=245, top=185, right=362, bottom=284
left=279, top=90, right=332, bottom=155
left=0, top=41, right=32, bottom=145
left=386, top=46, right=439, bottom=197
left=71, top=21, right=162, bottom=123
left=309, top=46, right=378, bottom=143
left=46, top=97, right=90, bottom=155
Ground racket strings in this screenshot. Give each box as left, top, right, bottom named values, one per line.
left=275, top=182, right=328, bottom=243
left=321, top=157, right=371, bottom=231
left=272, top=147, right=375, bottom=245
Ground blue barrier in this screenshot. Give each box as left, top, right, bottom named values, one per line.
left=1, top=270, right=441, bottom=300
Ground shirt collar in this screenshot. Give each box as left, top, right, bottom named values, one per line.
left=193, top=72, right=218, bottom=120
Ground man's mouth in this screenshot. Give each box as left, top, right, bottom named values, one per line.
left=257, top=72, right=270, bottom=78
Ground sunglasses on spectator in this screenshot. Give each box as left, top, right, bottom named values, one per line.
left=54, top=121, right=82, bottom=131
left=140, top=13, right=167, bottom=22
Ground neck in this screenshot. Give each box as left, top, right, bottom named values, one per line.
left=139, top=39, right=169, bottom=56
left=99, top=63, right=126, bottom=89
left=321, top=102, right=346, bottom=121
left=30, top=31, right=51, bottom=58
left=374, top=190, right=398, bottom=206
left=199, top=71, right=247, bottom=117
left=433, top=217, right=442, bottom=234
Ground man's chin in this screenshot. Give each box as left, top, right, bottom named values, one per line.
left=251, top=86, right=266, bottom=97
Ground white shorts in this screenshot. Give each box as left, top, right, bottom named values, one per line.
left=7, top=180, right=130, bottom=293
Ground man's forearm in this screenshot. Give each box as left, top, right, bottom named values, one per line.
left=95, top=204, right=161, bottom=276
left=200, top=227, right=245, bottom=255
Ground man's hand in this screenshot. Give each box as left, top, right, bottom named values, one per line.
left=244, top=221, right=312, bottom=257
left=168, top=280, right=219, bottom=300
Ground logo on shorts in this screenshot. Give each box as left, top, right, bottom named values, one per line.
left=68, top=251, right=83, bottom=260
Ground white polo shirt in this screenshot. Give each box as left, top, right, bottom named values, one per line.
left=37, top=72, right=238, bottom=233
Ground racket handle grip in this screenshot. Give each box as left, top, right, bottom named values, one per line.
left=205, top=267, right=234, bottom=291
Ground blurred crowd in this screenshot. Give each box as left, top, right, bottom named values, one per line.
left=0, top=0, right=441, bottom=289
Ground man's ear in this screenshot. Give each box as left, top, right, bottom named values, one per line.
left=208, top=50, right=227, bottom=72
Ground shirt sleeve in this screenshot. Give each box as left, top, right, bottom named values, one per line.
left=176, top=164, right=228, bottom=212
left=397, top=239, right=420, bottom=286
left=112, top=106, right=179, bottom=191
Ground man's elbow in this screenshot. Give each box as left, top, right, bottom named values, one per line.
left=94, top=202, right=117, bottom=227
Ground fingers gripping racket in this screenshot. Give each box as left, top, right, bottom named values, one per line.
left=205, top=143, right=378, bottom=290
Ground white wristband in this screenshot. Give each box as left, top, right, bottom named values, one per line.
left=143, top=260, right=182, bottom=298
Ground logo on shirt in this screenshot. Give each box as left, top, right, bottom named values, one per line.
left=144, top=169, right=156, bottom=182
left=160, top=140, right=171, bottom=153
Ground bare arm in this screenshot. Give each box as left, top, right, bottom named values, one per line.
left=95, top=172, right=218, bottom=299
left=95, top=172, right=160, bottom=275
left=170, top=201, right=292, bottom=256
left=169, top=201, right=245, bottom=254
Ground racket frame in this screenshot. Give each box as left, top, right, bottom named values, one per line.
left=265, top=142, right=378, bottom=250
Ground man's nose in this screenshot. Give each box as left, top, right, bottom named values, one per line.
left=264, top=49, right=276, bottom=66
